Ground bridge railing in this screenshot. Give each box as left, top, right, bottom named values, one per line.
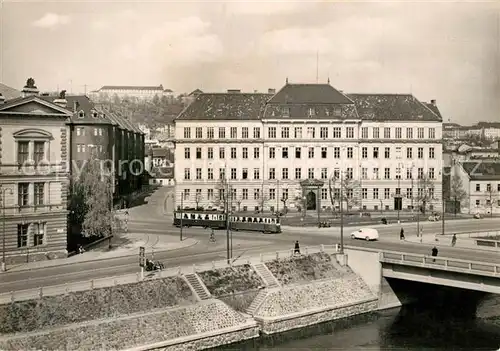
left=380, top=250, right=500, bottom=276
left=0, top=244, right=341, bottom=304
left=454, top=230, right=500, bottom=238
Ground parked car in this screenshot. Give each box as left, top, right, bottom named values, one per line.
left=473, top=213, right=482, bottom=219
left=350, top=228, right=379, bottom=241
left=428, top=213, right=441, bottom=221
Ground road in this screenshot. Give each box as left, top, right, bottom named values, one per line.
left=1, top=216, right=499, bottom=293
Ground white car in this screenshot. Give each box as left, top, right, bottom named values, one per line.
left=350, top=228, right=379, bottom=241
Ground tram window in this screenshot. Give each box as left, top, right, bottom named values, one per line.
left=271, top=219, right=275, bottom=224
left=248, top=217, right=252, bottom=222
left=205, top=215, right=209, bottom=220
left=190, top=214, right=195, bottom=219
left=242, top=217, right=246, bottom=222
left=259, top=218, right=263, bottom=223
left=253, top=218, right=258, bottom=223
left=276, top=218, right=280, bottom=224
left=184, top=214, right=189, bottom=219
left=197, top=214, right=202, bottom=220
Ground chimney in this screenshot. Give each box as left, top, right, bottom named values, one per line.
left=227, top=89, right=241, bottom=93
left=21, top=77, right=40, bottom=97
left=0, top=93, right=5, bottom=104
left=53, top=90, right=68, bottom=108
left=431, top=99, right=436, bottom=106
left=268, top=88, right=276, bottom=94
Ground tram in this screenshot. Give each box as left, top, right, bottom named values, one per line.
left=173, top=210, right=281, bottom=234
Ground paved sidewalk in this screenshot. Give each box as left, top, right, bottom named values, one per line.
left=402, top=233, right=499, bottom=252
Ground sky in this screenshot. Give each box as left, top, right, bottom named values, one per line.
left=0, top=0, right=499, bottom=124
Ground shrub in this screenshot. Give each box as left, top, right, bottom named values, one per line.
left=198, top=264, right=264, bottom=296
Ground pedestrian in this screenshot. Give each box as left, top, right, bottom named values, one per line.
left=419, top=227, right=423, bottom=238
left=400, top=228, right=405, bottom=241
left=451, top=234, right=457, bottom=247
left=294, top=240, right=301, bottom=255
left=431, top=246, right=438, bottom=262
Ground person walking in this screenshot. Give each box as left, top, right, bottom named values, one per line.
left=451, top=234, right=457, bottom=247
left=400, top=228, right=405, bottom=241
left=294, top=240, right=301, bottom=255
left=431, top=246, right=438, bottom=262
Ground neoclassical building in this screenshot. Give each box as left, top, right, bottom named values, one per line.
left=174, top=82, right=443, bottom=213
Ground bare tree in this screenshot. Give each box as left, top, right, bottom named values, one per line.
left=213, top=178, right=228, bottom=210
left=280, top=193, right=289, bottom=214
left=416, top=174, right=435, bottom=214
left=293, top=195, right=306, bottom=214
left=328, top=174, right=360, bottom=214
left=485, top=184, right=498, bottom=217
left=448, top=174, right=467, bottom=216
left=235, top=196, right=243, bottom=212
left=194, top=192, right=203, bottom=209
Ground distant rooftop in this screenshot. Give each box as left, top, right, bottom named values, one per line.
left=97, top=85, right=164, bottom=91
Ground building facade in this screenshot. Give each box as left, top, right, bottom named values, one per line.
left=92, top=85, right=172, bottom=101
left=174, top=83, right=444, bottom=214
left=0, top=86, right=72, bottom=266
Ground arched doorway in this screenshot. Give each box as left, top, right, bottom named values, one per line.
left=306, top=191, right=316, bottom=210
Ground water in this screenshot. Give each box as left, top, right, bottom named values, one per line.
left=214, top=295, right=500, bottom=351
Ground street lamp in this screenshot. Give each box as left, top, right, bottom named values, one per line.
left=1, top=188, right=13, bottom=272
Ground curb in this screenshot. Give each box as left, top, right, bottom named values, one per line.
left=4, top=239, right=199, bottom=274
left=403, top=238, right=499, bottom=253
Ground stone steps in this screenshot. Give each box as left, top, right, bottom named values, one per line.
left=183, top=273, right=211, bottom=300
left=253, top=263, right=280, bottom=288
left=245, top=290, right=268, bottom=316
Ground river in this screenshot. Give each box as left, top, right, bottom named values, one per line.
left=214, top=295, right=500, bottom=351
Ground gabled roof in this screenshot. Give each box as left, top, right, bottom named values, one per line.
left=176, top=93, right=272, bottom=121
left=98, top=85, right=164, bottom=91
left=0, top=83, right=22, bottom=100
left=163, top=89, right=173, bottom=93
left=40, top=95, right=112, bottom=125
left=268, top=83, right=353, bottom=105
left=347, top=94, right=442, bottom=122
left=461, top=162, right=500, bottom=180
left=425, top=103, right=442, bottom=118
left=0, top=95, right=73, bottom=117
left=188, top=89, right=203, bottom=96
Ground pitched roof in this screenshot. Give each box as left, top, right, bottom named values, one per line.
left=0, top=83, right=22, bottom=100
left=40, top=95, right=112, bottom=125
left=188, top=89, right=203, bottom=96
left=425, top=103, right=442, bottom=118
left=149, top=166, right=174, bottom=179
left=268, top=83, right=353, bottom=104
left=176, top=93, right=272, bottom=121
left=98, top=85, right=164, bottom=91
left=461, top=162, right=500, bottom=180
left=0, top=95, right=73, bottom=117
left=347, top=94, right=442, bottom=122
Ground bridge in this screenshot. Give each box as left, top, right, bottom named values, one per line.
left=344, top=246, right=500, bottom=310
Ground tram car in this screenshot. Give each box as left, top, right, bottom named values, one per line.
left=173, top=210, right=281, bottom=234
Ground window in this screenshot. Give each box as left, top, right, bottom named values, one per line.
left=242, top=189, right=248, bottom=200
left=253, top=127, right=261, bottom=138
left=308, top=107, right=315, bottom=116
left=282, top=107, right=290, bottom=117
left=230, top=168, right=237, bottom=180
left=195, top=127, right=202, bottom=139
left=346, top=168, right=353, bottom=179
left=307, top=127, right=315, bottom=138
left=253, top=168, right=260, bottom=180
left=218, top=127, right=225, bottom=138
left=384, top=127, right=391, bottom=138
left=281, top=127, right=290, bottom=138
left=486, top=183, right=492, bottom=192
left=384, top=168, right=391, bottom=179
left=373, top=188, right=379, bottom=199
left=320, top=127, right=328, bottom=138
left=242, top=127, right=249, bottom=139
left=334, top=147, right=340, bottom=159
left=294, top=127, right=302, bottom=138
left=321, top=188, right=328, bottom=200
left=346, top=127, right=354, bottom=138
left=373, top=147, right=379, bottom=158
left=184, top=168, right=191, bottom=180
left=207, top=127, right=214, bottom=139
left=373, top=127, right=380, bottom=139
left=183, top=127, right=191, bottom=138
left=417, top=127, right=424, bottom=139
left=373, top=168, right=379, bottom=179
left=282, top=147, right=289, bottom=159
left=321, top=168, right=328, bottom=179
left=268, top=127, right=276, bottom=138
left=254, top=189, right=260, bottom=200
left=282, top=189, right=289, bottom=200
left=476, top=199, right=480, bottom=206
left=406, top=168, right=413, bottom=179
left=282, top=168, right=289, bottom=179
left=429, top=147, right=435, bottom=159
left=361, top=167, right=368, bottom=180
left=183, top=189, right=190, bottom=200
left=254, top=147, right=260, bottom=159
left=34, top=182, right=44, bottom=206
left=242, top=147, right=248, bottom=159
left=17, top=224, right=29, bottom=248
left=321, top=147, right=327, bottom=158
left=476, top=184, right=480, bottom=192
left=418, top=147, right=424, bottom=159
left=429, top=168, right=435, bottom=179
left=418, top=168, right=424, bottom=179
left=361, top=127, right=368, bottom=139
left=76, top=127, right=84, bottom=136
left=208, top=168, right=214, bottom=180
left=429, top=188, right=434, bottom=199
left=229, top=127, right=237, bottom=139
left=34, top=141, right=44, bottom=164
left=407, top=188, right=413, bottom=199
left=295, top=147, right=301, bottom=158
left=230, top=147, right=237, bottom=159
left=384, top=147, right=390, bottom=159
left=269, top=188, right=276, bottom=200
left=384, top=188, right=390, bottom=199
left=498, top=184, right=500, bottom=192
left=308, top=168, right=314, bottom=179
left=308, top=147, right=315, bottom=158
left=333, top=106, right=341, bottom=116
left=17, top=141, right=29, bottom=165
left=407, top=147, right=413, bottom=159
left=347, top=147, right=353, bottom=159
left=332, top=127, right=341, bottom=138
left=33, top=222, right=44, bottom=246
left=184, top=148, right=190, bottom=159
left=362, top=147, right=368, bottom=158
left=395, top=127, right=402, bottom=139
left=219, top=147, right=225, bottom=159
left=196, top=168, right=202, bottom=180
left=406, top=128, right=413, bottom=139
left=269, top=168, right=275, bottom=180
left=207, top=147, right=213, bottom=159
left=94, top=128, right=99, bottom=136
left=362, top=188, right=367, bottom=199
left=196, top=147, right=202, bottom=159
left=429, top=128, right=436, bottom=139
left=219, top=168, right=225, bottom=179
left=18, top=183, right=29, bottom=207
left=295, top=168, right=302, bottom=179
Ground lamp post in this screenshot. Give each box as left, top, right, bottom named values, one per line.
left=359, top=164, right=363, bottom=214
left=180, top=195, right=183, bottom=241
left=1, top=188, right=13, bottom=272
left=340, top=170, right=344, bottom=253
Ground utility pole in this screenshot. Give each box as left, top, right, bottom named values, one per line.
left=225, top=179, right=231, bottom=264
left=340, top=171, right=344, bottom=253
left=180, top=196, right=183, bottom=241
left=276, top=179, right=279, bottom=214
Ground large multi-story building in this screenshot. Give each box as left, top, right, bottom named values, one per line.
left=174, top=83, right=443, bottom=213
left=91, top=85, right=173, bottom=101
left=0, top=82, right=72, bottom=266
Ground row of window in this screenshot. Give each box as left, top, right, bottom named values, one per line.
left=183, top=167, right=438, bottom=181
left=184, top=145, right=437, bottom=160
left=475, top=184, right=500, bottom=192
left=182, top=187, right=435, bottom=201
left=475, top=199, right=500, bottom=207
left=76, top=144, right=104, bottom=153
left=75, top=127, right=105, bottom=137
left=17, top=141, right=45, bottom=164
left=17, top=182, right=46, bottom=207
left=182, top=126, right=437, bottom=140
left=17, top=222, right=45, bottom=248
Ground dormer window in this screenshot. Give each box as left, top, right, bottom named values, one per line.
left=308, top=108, right=315, bottom=116
left=91, top=111, right=98, bottom=118
left=78, top=110, right=85, bottom=118
left=282, top=107, right=290, bottom=117
left=325, top=109, right=330, bottom=116
left=333, top=107, right=341, bottom=117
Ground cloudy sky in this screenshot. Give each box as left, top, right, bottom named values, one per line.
left=1, top=1, right=499, bottom=123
